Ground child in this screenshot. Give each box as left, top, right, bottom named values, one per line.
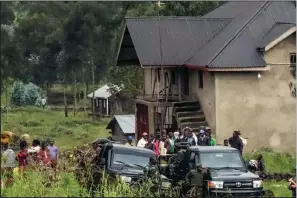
left=17, top=141, right=29, bottom=176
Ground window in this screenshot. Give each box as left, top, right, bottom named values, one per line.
left=198, top=70, right=204, bottom=89
left=170, top=70, right=176, bottom=85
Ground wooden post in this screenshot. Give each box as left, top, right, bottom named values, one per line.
left=178, top=71, right=182, bottom=101
left=106, top=98, right=108, bottom=116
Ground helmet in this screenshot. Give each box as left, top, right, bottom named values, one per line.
left=127, top=136, right=133, bottom=141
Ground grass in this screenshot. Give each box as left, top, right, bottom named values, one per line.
left=1, top=106, right=110, bottom=150
left=1, top=107, right=296, bottom=197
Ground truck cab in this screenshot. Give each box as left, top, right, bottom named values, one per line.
left=183, top=146, right=265, bottom=197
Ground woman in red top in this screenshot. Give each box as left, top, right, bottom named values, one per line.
left=37, top=142, right=51, bottom=166
left=17, top=141, right=28, bottom=176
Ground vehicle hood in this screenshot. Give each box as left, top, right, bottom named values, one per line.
left=209, top=169, right=260, bottom=181
left=109, top=167, right=144, bottom=176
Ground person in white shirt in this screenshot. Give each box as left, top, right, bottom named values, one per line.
left=28, top=139, right=41, bottom=153
left=41, top=97, right=47, bottom=108
left=137, top=132, right=148, bottom=148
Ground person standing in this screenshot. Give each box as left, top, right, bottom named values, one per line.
left=1, top=142, right=16, bottom=187
left=288, top=177, right=296, bottom=198
left=143, top=157, right=162, bottom=193
left=228, top=131, right=243, bottom=155
left=37, top=142, right=52, bottom=167
left=205, top=127, right=216, bottom=146
left=125, top=136, right=135, bottom=146
left=167, top=131, right=175, bottom=154
left=152, top=130, right=161, bottom=156
left=223, top=139, right=229, bottom=147
left=159, top=133, right=168, bottom=155
left=41, top=96, right=47, bottom=108
left=47, top=139, right=58, bottom=169
left=198, top=130, right=210, bottom=146
left=17, top=141, right=29, bottom=176
left=186, top=129, right=197, bottom=146
left=137, top=132, right=148, bottom=148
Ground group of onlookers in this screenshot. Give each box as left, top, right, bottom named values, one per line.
left=133, top=126, right=248, bottom=156
left=1, top=133, right=58, bottom=188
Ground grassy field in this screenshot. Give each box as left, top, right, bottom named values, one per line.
left=1, top=107, right=296, bottom=197
left=1, top=107, right=110, bottom=150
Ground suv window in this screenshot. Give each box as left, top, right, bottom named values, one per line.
left=200, top=151, right=245, bottom=169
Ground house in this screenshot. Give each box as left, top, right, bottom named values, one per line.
left=116, top=1, right=296, bottom=152
left=106, top=114, right=136, bottom=143
left=87, top=84, right=121, bottom=116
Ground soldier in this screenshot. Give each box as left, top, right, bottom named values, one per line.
left=184, top=163, right=206, bottom=197
left=143, top=156, right=162, bottom=192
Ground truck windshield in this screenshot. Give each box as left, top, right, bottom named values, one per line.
left=200, top=152, right=245, bottom=169
left=111, top=150, right=154, bottom=168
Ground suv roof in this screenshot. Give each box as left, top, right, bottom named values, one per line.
left=188, top=146, right=238, bottom=152
left=110, top=143, right=155, bottom=154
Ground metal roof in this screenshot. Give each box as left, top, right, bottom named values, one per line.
left=188, top=146, right=238, bottom=152
left=257, top=23, right=296, bottom=48
left=117, top=1, right=296, bottom=68
left=87, top=84, right=121, bottom=99
left=106, top=114, right=135, bottom=134
left=125, top=17, right=231, bottom=66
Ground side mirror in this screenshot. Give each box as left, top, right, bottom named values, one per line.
left=100, top=158, right=106, bottom=165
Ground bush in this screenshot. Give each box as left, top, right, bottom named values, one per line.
left=10, top=81, right=43, bottom=106
left=10, top=81, right=26, bottom=106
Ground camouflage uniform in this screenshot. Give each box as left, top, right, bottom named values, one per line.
left=143, top=164, right=161, bottom=186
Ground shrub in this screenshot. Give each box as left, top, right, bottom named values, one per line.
left=10, top=81, right=43, bottom=106
left=10, top=81, right=26, bottom=106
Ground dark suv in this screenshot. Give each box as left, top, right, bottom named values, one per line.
left=96, top=143, right=171, bottom=189
left=176, top=146, right=265, bottom=197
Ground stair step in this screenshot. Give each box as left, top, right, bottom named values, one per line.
left=176, top=111, right=203, bottom=118
left=173, top=101, right=200, bottom=108
left=179, top=116, right=205, bottom=123
left=180, top=121, right=208, bottom=129
left=174, top=106, right=200, bottom=113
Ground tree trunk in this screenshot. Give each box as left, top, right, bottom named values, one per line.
left=64, top=84, right=68, bottom=117
left=5, top=79, right=9, bottom=114
left=73, top=72, right=77, bottom=117
left=92, top=90, right=96, bottom=120
left=86, top=82, right=89, bottom=93
left=84, top=82, right=87, bottom=113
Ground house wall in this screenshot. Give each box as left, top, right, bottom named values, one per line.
left=188, top=70, right=217, bottom=134
left=214, top=34, right=296, bottom=153
left=143, top=68, right=179, bottom=96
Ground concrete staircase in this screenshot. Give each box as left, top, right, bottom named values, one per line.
left=173, top=101, right=208, bottom=134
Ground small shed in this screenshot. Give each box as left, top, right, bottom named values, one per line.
left=106, top=114, right=135, bottom=142
left=87, top=84, right=121, bottom=116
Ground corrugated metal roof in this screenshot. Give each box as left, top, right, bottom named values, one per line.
left=126, top=17, right=230, bottom=66
left=106, top=114, right=135, bottom=134
left=87, top=84, right=121, bottom=99
left=187, top=1, right=296, bottom=68
left=119, top=1, right=296, bottom=68
left=257, top=23, right=296, bottom=48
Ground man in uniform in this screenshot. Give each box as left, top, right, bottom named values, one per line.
left=143, top=156, right=162, bottom=193
left=184, top=163, right=206, bottom=197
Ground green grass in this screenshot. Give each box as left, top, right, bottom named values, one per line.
left=1, top=107, right=296, bottom=197
left=264, top=180, right=292, bottom=197
left=2, top=106, right=110, bottom=150
left=244, top=148, right=295, bottom=173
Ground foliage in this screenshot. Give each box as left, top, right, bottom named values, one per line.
left=10, top=81, right=43, bottom=106
left=10, top=81, right=26, bottom=106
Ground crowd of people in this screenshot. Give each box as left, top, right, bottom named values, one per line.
left=131, top=126, right=247, bottom=156
left=1, top=132, right=59, bottom=188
